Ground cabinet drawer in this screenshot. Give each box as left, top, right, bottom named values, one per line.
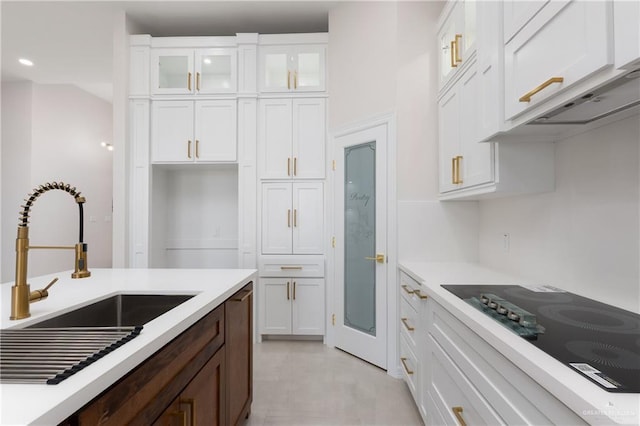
left=399, top=295, right=418, bottom=348
left=259, top=255, right=324, bottom=278
left=399, top=271, right=425, bottom=311
left=427, top=335, right=503, bottom=426
left=504, top=0, right=612, bottom=120
left=400, top=333, right=419, bottom=400
left=430, top=302, right=586, bottom=425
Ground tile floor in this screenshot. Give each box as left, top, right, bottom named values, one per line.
left=245, top=340, right=423, bottom=425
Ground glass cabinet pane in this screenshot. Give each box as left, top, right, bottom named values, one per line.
left=199, top=54, right=232, bottom=90
left=297, top=53, right=320, bottom=88
left=158, top=56, right=189, bottom=90
left=265, top=53, right=289, bottom=89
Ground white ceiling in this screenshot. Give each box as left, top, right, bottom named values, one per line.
left=1, top=1, right=333, bottom=102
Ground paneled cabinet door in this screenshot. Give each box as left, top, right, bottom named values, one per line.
left=151, top=48, right=194, bottom=95
left=261, top=182, right=324, bottom=255
left=195, top=48, right=237, bottom=94
left=259, top=98, right=325, bottom=179
left=152, top=101, right=194, bottom=163
left=260, top=45, right=325, bottom=92
left=261, top=278, right=324, bottom=335
left=261, top=278, right=292, bottom=334
left=195, top=100, right=237, bottom=162
left=438, top=0, right=477, bottom=91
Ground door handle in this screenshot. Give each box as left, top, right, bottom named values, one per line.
left=365, top=254, right=385, bottom=263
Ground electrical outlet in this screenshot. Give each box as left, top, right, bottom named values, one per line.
left=503, top=233, right=510, bottom=253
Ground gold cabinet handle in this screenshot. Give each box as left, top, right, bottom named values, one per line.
left=414, top=289, right=428, bottom=300
left=452, top=407, right=467, bottom=426
left=450, top=40, right=457, bottom=68
left=400, top=357, right=414, bottom=375
left=519, top=77, right=564, bottom=102
left=280, top=266, right=303, bottom=270
left=293, top=209, right=297, bottom=227
left=294, top=70, right=298, bottom=89
left=287, top=157, right=291, bottom=176
left=293, top=157, right=297, bottom=176
left=188, top=72, right=192, bottom=91
left=365, top=254, right=385, bottom=263
left=287, top=281, right=290, bottom=300
left=455, top=34, right=462, bottom=63
left=287, top=70, right=291, bottom=89
left=452, top=157, right=457, bottom=184
left=401, top=284, right=414, bottom=295
left=293, top=281, right=296, bottom=300
left=456, top=156, right=463, bottom=184
left=195, top=140, right=199, bottom=159
left=187, top=140, right=192, bottom=159
left=196, top=72, right=200, bottom=91
left=287, top=209, right=291, bottom=227
left=232, top=289, right=253, bottom=302
left=179, top=398, right=196, bottom=426
left=401, top=317, right=415, bottom=331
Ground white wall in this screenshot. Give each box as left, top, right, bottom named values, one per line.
left=479, top=115, right=640, bottom=313
left=1, top=82, right=113, bottom=282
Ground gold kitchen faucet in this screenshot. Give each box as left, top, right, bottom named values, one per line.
left=10, top=182, right=91, bottom=320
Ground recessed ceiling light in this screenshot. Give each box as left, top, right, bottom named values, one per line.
left=18, top=58, right=34, bottom=67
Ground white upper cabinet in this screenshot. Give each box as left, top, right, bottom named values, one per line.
left=259, top=38, right=326, bottom=93
left=437, top=0, right=477, bottom=92
left=151, top=48, right=237, bottom=95
left=258, top=98, right=326, bottom=179
left=503, top=0, right=613, bottom=120
left=151, top=100, right=237, bottom=163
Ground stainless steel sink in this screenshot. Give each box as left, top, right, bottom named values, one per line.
left=26, top=294, right=194, bottom=328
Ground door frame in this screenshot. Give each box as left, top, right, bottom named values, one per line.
left=326, top=112, right=399, bottom=377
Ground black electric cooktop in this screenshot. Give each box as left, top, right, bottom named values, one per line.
left=443, top=284, right=640, bottom=393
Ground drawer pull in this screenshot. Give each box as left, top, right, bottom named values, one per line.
left=519, top=77, right=564, bottom=102
left=454, top=34, right=462, bottom=63
left=401, top=317, right=414, bottom=331
left=414, top=289, right=428, bottom=300
left=280, top=266, right=303, bottom=270
left=400, top=357, right=414, bottom=375
left=452, top=406, right=467, bottom=426
left=232, top=289, right=253, bottom=302
left=287, top=281, right=290, bottom=300
left=452, top=157, right=457, bottom=184
left=401, top=284, right=414, bottom=295
left=455, top=156, right=463, bottom=185
left=187, top=140, right=192, bottom=159
left=450, top=40, right=457, bottom=68
left=187, top=72, right=192, bottom=91
left=293, top=281, right=296, bottom=300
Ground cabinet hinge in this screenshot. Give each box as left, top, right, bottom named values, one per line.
left=331, top=236, right=335, bottom=248
left=332, top=313, right=335, bottom=326
left=332, top=160, right=336, bottom=171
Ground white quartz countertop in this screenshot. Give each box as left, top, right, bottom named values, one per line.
left=399, top=261, right=640, bottom=425
left=0, top=268, right=257, bottom=425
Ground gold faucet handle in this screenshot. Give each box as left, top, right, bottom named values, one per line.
left=30, top=277, right=58, bottom=302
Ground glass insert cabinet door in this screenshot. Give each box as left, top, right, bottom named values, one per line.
left=152, top=49, right=194, bottom=94
left=195, top=48, right=237, bottom=93
left=344, top=142, right=376, bottom=336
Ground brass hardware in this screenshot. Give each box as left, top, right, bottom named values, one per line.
left=293, top=209, right=297, bottom=227
left=332, top=313, right=335, bottom=326
left=188, top=72, right=192, bottom=91
left=280, top=266, right=303, bottom=270
left=452, top=407, right=467, bottom=426
left=450, top=40, right=457, bottom=68
left=287, top=157, right=291, bottom=176
left=519, top=77, right=564, bottom=102
left=188, top=140, right=192, bottom=159
left=11, top=182, right=91, bottom=320
left=400, top=357, right=414, bottom=375
left=232, top=289, right=253, bottom=302
left=293, top=281, right=296, bottom=300
left=293, top=157, right=297, bottom=176
left=294, top=70, right=298, bottom=89
left=332, top=236, right=335, bottom=248
left=196, top=72, right=201, bottom=91
left=287, top=209, right=291, bottom=227
left=452, top=157, right=457, bottom=184
left=287, top=70, right=291, bottom=89
left=453, top=156, right=463, bottom=184
left=401, top=284, right=414, bottom=295
left=455, top=34, right=462, bottom=63
left=195, top=140, right=200, bottom=159
left=287, top=281, right=290, bottom=300
left=414, top=289, right=428, bottom=300
left=365, top=253, right=385, bottom=263
left=180, top=398, right=196, bottom=426
left=332, top=160, right=336, bottom=171
left=401, top=318, right=415, bottom=331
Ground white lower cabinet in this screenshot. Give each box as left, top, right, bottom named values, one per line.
left=259, top=255, right=325, bottom=336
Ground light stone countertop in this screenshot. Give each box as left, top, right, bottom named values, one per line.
left=0, top=268, right=257, bottom=425
left=399, top=261, right=640, bottom=426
